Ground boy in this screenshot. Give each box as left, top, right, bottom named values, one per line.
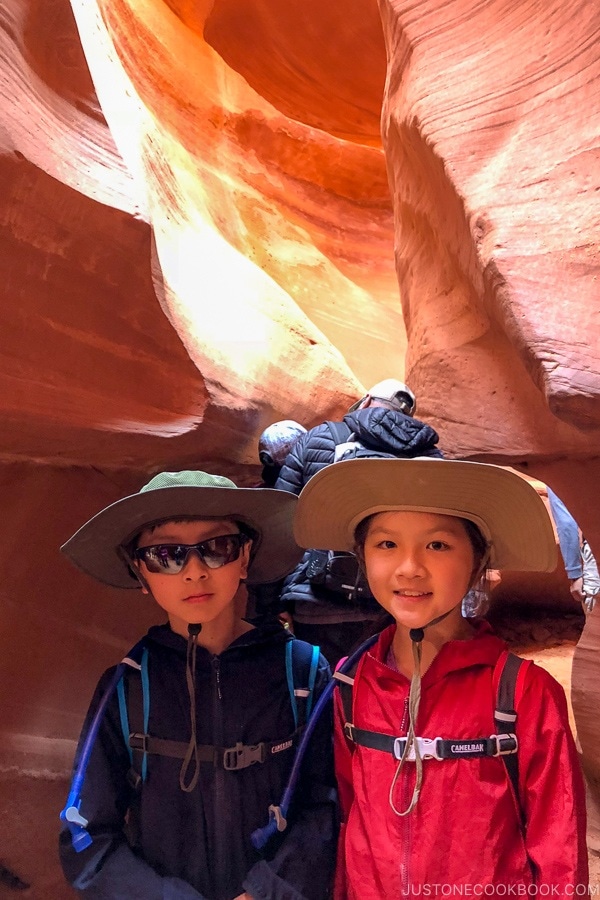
left=59, top=470, right=336, bottom=900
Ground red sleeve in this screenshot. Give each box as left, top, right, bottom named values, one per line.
left=333, top=683, right=355, bottom=900
left=517, top=663, right=588, bottom=893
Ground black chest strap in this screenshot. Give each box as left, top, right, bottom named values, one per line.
left=334, top=650, right=526, bottom=806
left=126, top=729, right=301, bottom=785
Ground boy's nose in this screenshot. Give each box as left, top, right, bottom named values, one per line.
left=182, top=549, right=209, bottom=579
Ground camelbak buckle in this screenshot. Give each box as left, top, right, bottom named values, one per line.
left=393, top=736, right=443, bottom=761
left=222, top=741, right=266, bottom=770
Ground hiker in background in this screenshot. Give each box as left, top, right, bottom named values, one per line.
left=294, top=457, right=588, bottom=895
left=275, top=380, right=443, bottom=665
left=246, top=420, right=307, bottom=623
left=59, top=471, right=336, bottom=900
left=257, top=420, right=307, bottom=487
left=547, top=486, right=599, bottom=614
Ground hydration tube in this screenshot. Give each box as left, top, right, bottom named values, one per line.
left=251, top=632, right=380, bottom=851
left=60, top=639, right=147, bottom=852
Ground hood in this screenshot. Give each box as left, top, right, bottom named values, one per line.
left=343, top=407, right=441, bottom=456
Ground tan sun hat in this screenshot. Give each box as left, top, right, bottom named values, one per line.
left=294, top=458, right=557, bottom=572
left=62, top=470, right=303, bottom=588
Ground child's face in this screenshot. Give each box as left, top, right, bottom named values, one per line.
left=361, top=510, right=477, bottom=632
left=134, top=518, right=250, bottom=639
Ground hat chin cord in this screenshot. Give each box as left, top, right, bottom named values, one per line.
left=179, top=623, right=202, bottom=793
left=389, top=562, right=488, bottom=818
left=389, top=609, right=456, bottom=817
left=121, top=548, right=204, bottom=794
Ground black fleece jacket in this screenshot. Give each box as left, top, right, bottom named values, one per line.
left=60, top=622, right=336, bottom=900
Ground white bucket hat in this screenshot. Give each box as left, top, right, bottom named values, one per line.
left=294, top=458, right=557, bottom=572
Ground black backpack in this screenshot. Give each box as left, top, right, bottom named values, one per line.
left=305, top=421, right=400, bottom=605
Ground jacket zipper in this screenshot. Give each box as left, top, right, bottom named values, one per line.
left=212, top=656, right=226, bottom=899
left=399, top=695, right=412, bottom=895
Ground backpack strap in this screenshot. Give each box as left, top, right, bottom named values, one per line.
left=286, top=637, right=321, bottom=728
left=335, top=647, right=526, bottom=784
left=334, top=656, right=356, bottom=731
left=493, top=650, right=531, bottom=825
left=325, top=420, right=351, bottom=446
left=118, top=640, right=319, bottom=789
left=117, top=646, right=150, bottom=790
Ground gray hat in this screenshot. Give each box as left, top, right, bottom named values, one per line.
left=258, top=420, right=307, bottom=468
left=62, top=470, right=302, bottom=588
left=294, top=458, right=557, bottom=572
left=349, top=379, right=416, bottom=414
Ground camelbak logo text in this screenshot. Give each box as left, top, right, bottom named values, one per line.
left=271, top=740, right=293, bottom=754
left=451, top=743, right=485, bottom=753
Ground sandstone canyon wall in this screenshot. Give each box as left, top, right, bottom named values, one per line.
left=0, top=0, right=599, bottom=874
left=377, top=0, right=600, bottom=841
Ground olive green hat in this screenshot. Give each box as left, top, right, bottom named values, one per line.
left=62, top=470, right=302, bottom=587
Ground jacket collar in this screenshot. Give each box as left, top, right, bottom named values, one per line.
left=366, top=620, right=507, bottom=687
left=144, top=619, right=289, bottom=658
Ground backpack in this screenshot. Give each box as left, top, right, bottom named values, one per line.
left=334, top=645, right=530, bottom=823
left=305, top=421, right=399, bottom=604
left=117, top=637, right=321, bottom=791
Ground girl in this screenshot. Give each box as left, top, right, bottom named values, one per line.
left=294, top=457, right=588, bottom=897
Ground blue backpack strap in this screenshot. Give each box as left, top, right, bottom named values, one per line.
left=285, top=638, right=321, bottom=728
left=117, top=646, right=150, bottom=786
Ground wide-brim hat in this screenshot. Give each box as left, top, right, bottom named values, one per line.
left=62, top=471, right=303, bottom=588
left=294, top=458, right=557, bottom=572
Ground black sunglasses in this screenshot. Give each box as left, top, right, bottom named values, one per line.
left=133, top=533, right=250, bottom=575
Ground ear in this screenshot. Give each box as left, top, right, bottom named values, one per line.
left=129, top=559, right=150, bottom=594
left=359, top=393, right=373, bottom=409
left=241, top=538, right=253, bottom=580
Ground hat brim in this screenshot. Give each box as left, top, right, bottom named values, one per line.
left=62, top=486, right=302, bottom=588
left=294, top=458, right=557, bottom=572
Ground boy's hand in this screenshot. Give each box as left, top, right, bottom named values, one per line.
left=234, top=894, right=253, bottom=899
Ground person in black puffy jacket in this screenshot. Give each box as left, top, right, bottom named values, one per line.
left=274, top=380, right=443, bottom=665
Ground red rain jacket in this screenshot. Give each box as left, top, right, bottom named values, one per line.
left=334, top=623, right=588, bottom=898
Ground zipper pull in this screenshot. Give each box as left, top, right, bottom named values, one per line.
left=212, top=657, right=223, bottom=701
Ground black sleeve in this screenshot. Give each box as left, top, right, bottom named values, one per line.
left=59, top=669, right=205, bottom=899
left=243, top=658, right=337, bottom=900
left=274, top=432, right=310, bottom=495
